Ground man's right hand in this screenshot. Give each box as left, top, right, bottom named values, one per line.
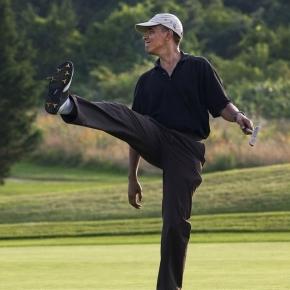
left=128, top=178, right=143, bottom=209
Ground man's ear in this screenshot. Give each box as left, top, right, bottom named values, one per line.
left=166, top=29, right=174, bottom=41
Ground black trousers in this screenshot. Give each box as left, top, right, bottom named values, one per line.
left=61, top=95, right=205, bottom=290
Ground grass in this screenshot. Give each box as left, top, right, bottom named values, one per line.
left=0, top=233, right=290, bottom=247
left=1, top=162, right=290, bottom=289
left=0, top=212, right=289, bottom=239
left=34, top=113, right=290, bottom=172
left=10, top=162, right=132, bottom=181
left=1, top=163, right=290, bottom=223
left=0, top=242, right=289, bottom=290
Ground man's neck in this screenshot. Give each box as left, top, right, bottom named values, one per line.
left=158, top=48, right=181, bottom=76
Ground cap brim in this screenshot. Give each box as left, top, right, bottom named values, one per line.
left=135, top=21, right=159, bottom=33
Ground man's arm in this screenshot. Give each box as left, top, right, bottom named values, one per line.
left=128, top=146, right=142, bottom=209
left=221, top=103, right=254, bottom=134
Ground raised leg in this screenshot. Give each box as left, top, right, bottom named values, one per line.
left=61, top=95, right=163, bottom=168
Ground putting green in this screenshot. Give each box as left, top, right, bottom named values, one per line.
left=0, top=242, right=289, bottom=290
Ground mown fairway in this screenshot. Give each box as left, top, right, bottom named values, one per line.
left=0, top=242, right=289, bottom=290
left=1, top=163, right=290, bottom=290
left=0, top=163, right=290, bottom=239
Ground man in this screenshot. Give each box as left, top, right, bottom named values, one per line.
left=45, top=13, right=253, bottom=290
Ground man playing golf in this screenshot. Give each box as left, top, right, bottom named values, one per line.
left=45, top=13, right=253, bottom=290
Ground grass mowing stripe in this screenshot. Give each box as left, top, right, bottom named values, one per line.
left=0, top=211, right=289, bottom=239
left=0, top=242, right=290, bottom=289
left=10, top=162, right=159, bottom=182
left=1, top=233, right=290, bottom=247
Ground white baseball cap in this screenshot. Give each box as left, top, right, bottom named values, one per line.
left=135, top=13, right=183, bottom=38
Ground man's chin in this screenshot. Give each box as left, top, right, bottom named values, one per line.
left=145, top=47, right=156, bottom=55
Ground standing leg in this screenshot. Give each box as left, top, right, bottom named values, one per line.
left=156, top=131, right=204, bottom=290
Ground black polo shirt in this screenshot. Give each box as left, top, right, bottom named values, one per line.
left=132, top=52, right=230, bottom=139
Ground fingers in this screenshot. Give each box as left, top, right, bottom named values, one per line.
left=246, top=118, right=254, bottom=130
left=128, top=190, right=142, bottom=209
left=137, top=191, right=143, bottom=203
left=239, top=117, right=254, bottom=135
left=242, top=127, right=253, bottom=135
left=128, top=181, right=143, bottom=209
left=129, top=196, right=142, bottom=209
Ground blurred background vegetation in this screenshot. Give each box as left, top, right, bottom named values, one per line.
left=1, top=0, right=290, bottom=182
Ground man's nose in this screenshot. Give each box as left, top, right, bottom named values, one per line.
left=143, top=32, right=149, bottom=40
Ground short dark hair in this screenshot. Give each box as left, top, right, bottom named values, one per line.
left=172, top=31, right=181, bottom=45
left=160, top=25, right=181, bottom=45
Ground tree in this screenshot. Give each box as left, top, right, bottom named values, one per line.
left=85, top=2, right=150, bottom=73
left=0, top=0, right=39, bottom=183
left=196, top=2, right=252, bottom=58
left=21, top=0, right=82, bottom=79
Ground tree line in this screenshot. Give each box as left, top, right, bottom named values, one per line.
left=13, top=0, right=290, bottom=116
left=1, top=0, right=290, bottom=182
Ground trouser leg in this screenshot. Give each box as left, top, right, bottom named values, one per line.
left=61, top=95, right=205, bottom=289
left=61, top=95, right=163, bottom=168
left=157, top=131, right=204, bottom=290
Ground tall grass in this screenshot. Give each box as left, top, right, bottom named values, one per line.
left=32, top=111, right=290, bottom=172
left=32, top=111, right=129, bottom=168
left=204, top=118, right=290, bottom=171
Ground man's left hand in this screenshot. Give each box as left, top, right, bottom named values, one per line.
left=235, top=113, right=254, bottom=135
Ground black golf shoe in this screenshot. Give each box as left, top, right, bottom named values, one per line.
left=45, top=61, right=74, bottom=114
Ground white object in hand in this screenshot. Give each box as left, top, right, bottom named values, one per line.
left=249, top=126, right=260, bottom=146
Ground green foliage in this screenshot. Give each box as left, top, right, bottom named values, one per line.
left=85, top=3, right=149, bottom=73
left=208, top=53, right=290, bottom=118
left=197, top=3, right=252, bottom=58
left=0, top=0, right=40, bottom=183
left=7, top=0, right=290, bottom=116
left=90, top=61, right=153, bottom=102
left=5, top=0, right=290, bottom=179
left=229, top=80, right=290, bottom=118
left=21, top=0, right=82, bottom=78
left=270, top=26, right=290, bottom=61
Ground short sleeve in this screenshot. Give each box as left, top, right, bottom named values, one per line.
left=201, top=58, right=231, bottom=117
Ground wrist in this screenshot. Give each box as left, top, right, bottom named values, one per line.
left=233, top=111, right=245, bottom=122
left=128, top=174, right=138, bottom=181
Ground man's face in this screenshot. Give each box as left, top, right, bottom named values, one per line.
left=142, top=25, right=169, bottom=55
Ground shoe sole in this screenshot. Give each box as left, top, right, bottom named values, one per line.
left=45, top=61, right=74, bottom=114
left=59, top=63, right=74, bottom=112
left=62, top=62, right=74, bottom=92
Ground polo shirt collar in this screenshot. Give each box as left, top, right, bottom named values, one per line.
left=154, top=51, right=189, bottom=69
